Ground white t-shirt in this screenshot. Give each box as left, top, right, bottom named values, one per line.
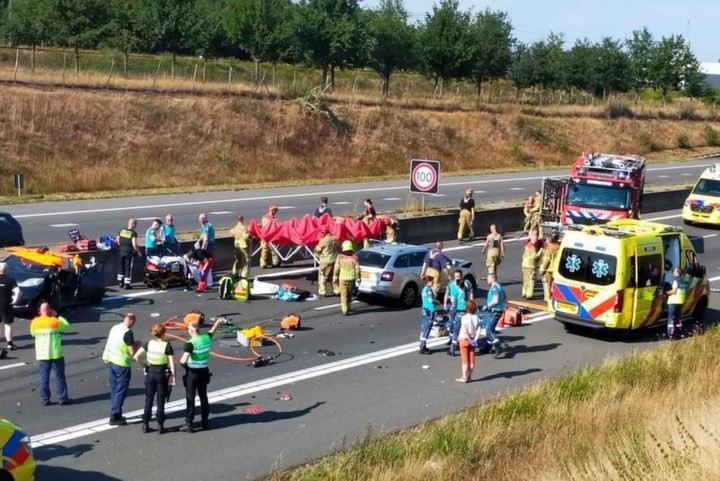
left=459, top=313, right=481, bottom=341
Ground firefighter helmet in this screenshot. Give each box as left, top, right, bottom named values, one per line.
left=342, top=240, right=354, bottom=252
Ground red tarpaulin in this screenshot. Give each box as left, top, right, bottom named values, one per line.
left=247, top=213, right=385, bottom=245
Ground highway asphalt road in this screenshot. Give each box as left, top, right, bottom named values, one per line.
left=1, top=159, right=713, bottom=245
left=2, top=208, right=719, bottom=481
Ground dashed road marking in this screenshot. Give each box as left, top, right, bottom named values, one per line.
left=0, top=362, right=26, bottom=371
left=136, top=216, right=157, bottom=221
left=315, top=300, right=360, bottom=311
left=209, top=211, right=233, bottom=215
left=333, top=201, right=352, bottom=205
left=703, top=234, right=718, bottom=239
left=382, top=197, right=402, bottom=201
left=49, top=223, right=78, bottom=227
left=509, top=187, right=524, bottom=191
left=277, top=206, right=295, bottom=210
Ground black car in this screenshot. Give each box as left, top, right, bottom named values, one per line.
left=0, top=213, right=24, bottom=247
left=3, top=252, right=105, bottom=318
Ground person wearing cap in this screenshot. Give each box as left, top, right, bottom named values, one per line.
left=197, top=213, right=215, bottom=256
left=315, top=228, right=341, bottom=297
left=144, top=218, right=163, bottom=258
left=179, top=317, right=223, bottom=433
left=162, top=214, right=178, bottom=255
left=540, top=230, right=561, bottom=302
left=458, top=188, right=475, bottom=241
left=313, top=197, right=333, bottom=218
left=260, top=205, right=280, bottom=268
left=333, top=240, right=360, bottom=315
left=230, top=215, right=250, bottom=278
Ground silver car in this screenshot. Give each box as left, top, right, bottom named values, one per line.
left=356, top=244, right=476, bottom=308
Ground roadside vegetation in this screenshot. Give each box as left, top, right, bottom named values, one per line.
left=265, top=326, right=720, bottom=481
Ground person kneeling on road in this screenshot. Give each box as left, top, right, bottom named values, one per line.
left=457, top=300, right=482, bottom=383
left=179, top=317, right=223, bottom=433
left=444, top=270, right=474, bottom=357
left=419, top=276, right=439, bottom=354
left=479, top=274, right=505, bottom=355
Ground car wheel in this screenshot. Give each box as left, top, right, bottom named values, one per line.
left=400, top=284, right=418, bottom=308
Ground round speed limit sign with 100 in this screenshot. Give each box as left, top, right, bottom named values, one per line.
left=412, top=162, right=437, bottom=192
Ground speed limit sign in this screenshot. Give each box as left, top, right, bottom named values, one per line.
left=409, top=159, right=440, bottom=194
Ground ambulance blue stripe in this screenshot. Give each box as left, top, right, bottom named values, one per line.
left=556, top=284, right=593, bottom=319
left=3, top=430, right=23, bottom=460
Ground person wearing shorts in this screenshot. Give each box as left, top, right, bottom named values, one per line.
left=457, top=299, right=482, bottom=383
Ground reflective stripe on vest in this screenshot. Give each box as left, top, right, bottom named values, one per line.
left=187, top=333, right=212, bottom=369
left=336, top=254, right=358, bottom=281
left=31, top=315, right=68, bottom=361
left=103, top=324, right=132, bottom=367
left=146, top=339, right=169, bottom=366
left=668, top=278, right=687, bottom=305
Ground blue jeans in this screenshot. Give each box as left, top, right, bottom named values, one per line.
left=419, top=309, right=435, bottom=347
left=449, top=310, right=465, bottom=351
left=109, top=363, right=131, bottom=418
left=484, top=311, right=502, bottom=344
left=667, top=303, right=682, bottom=339
left=38, top=358, right=68, bottom=403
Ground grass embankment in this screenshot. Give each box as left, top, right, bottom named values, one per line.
left=266, top=327, right=720, bottom=481
left=1, top=84, right=719, bottom=200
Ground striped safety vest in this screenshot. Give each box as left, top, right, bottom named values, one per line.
left=186, top=333, right=212, bottom=369
left=30, top=315, right=69, bottom=361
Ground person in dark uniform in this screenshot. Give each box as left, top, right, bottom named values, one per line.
left=116, top=218, right=140, bottom=289
left=0, top=262, right=21, bottom=351
left=179, top=317, right=224, bottom=433
left=134, top=323, right=176, bottom=434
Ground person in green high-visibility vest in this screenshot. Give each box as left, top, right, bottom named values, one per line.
left=30, top=302, right=71, bottom=406
left=179, top=317, right=223, bottom=433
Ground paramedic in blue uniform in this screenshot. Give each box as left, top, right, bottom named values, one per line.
left=144, top=219, right=163, bottom=258
left=116, top=219, right=140, bottom=289
left=197, top=213, right=216, bottom=256
left=480, top=274, right=505, bottom=354
left=418, top=276, right=438, bottom=354
left=444, top=270, right=474, bottom=356
left=162, top=214, right=179, bottom=255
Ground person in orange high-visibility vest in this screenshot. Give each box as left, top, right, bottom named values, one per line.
left=30, top=302, right=71, bottom=406
left=260, top=205, right=280, bottom=268
left=333, top=241, right=360, bottom=315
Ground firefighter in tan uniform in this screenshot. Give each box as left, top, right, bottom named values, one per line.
left=481, top=224, right=504, bottom=276
left=334, top=241, right=360, bottom=315
left=521, top=229, right=544, bottom=299
left=315, top=229, right=341, bottom=297
left=457, top=189, right=475, bottom=240
left=260, top=205, right=280, bottom=268
left=523, top=196, right=540, bottom=235
left=230, top=216, right=250, bottom=278
left=539, top=230, right=560, bottom=302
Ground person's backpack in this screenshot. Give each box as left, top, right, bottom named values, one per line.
left=218, top=276, right=235, bottom=300
left=234, top=278, right=250, bottom=302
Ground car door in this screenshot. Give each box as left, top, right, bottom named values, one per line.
left=408, top=251, right=426, bottom=285
left=632, top=246, right=664, bottom=329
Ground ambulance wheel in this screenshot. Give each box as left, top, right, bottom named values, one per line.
left=0, top=470, right=13, bottom=481
left=400, top=284, right=419, bottom=308
left=682, top=219, right=692, bottom=226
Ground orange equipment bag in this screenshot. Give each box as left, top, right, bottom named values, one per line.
left=280, top=314, right=301, bottom=330
left=183, top=310, right=205, bottom=327
left=502, top=307, right=522, bottom=327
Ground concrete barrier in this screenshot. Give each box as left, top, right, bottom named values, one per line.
left=75, top=188, right=691, bottom=287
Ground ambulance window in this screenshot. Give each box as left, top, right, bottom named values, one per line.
left=558, top=248, right=617, bottom=286
left=637, top=254, right=662, bottom=287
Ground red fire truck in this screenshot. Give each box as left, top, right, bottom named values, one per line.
left=540, top=153, right=646, bottom=227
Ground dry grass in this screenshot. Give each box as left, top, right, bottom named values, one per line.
left=265, top=326, right=720, bottom=481
left=0, top=83, right=719, bottom=196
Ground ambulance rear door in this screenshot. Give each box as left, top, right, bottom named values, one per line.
left=632, top=239, right=664, bottom=329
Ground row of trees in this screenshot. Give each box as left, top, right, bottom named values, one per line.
left=0, top=0, right=709, bottom=99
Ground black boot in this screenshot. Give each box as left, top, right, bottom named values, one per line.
left=180, top=422, right=194, bottom=433
left=141, top=422, right=149, bottom=434
left=201, top=419, right=210, bottom=431
left=157, top=422, right=165, bottom=435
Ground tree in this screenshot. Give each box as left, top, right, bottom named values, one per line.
left=223, top=0, right=293, bottom=83
left=4, top=0, right=57, bottom=71
left=565, top=39, right=598, bottom=94
left=625, top=27, right=654, bottom=103
left=594, top=37, right=630, bottom=98
left=649, top=34, right=688, bottom=103
left=466, top=8, right=513, bottom=98
left=420, top=0, right=472, bottom=97
left=106, top=0, right=149, bottom=75
left=532, top=33, right=566, bottom=95
left=145, top=0, right=196, bottom=78
left=366, top=0, right=415, bottom=96
left=508, top=42, right=535, bottom=93
left=54, top=0, right=110, bottom=74
left=293, top=0, right=369, bottom=88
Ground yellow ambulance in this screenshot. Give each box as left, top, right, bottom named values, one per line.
left=682, top=164, right=720, bottom=225
left=1, top=418, right=34, bottom=481
left=550, top=219, right=708, bottom=332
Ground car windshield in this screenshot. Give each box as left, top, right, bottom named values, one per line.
left=692, top=178, right=720, bottom=197
left=357, top=250, right=391, bottom=269
left=566, top=183, right=630, bottom=210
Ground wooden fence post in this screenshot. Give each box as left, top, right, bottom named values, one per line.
left=62, top=52, right=67, bottom=86
left=152, top=61, right=161, bottom=89
left=13, top=48, right=19, bottom=82
left=192, top=64, right=198, bottom=91
left=228, top=67, right=233, bottom=87
left=106, top=58, right=115, bottom=88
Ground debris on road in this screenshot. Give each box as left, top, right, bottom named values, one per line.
left=247, top=405, right=264, bottom=415
left=277, top=392, right=293, bottom=401
left=317, top=349, right=335, bottom=356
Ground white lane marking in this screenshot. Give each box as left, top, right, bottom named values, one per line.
left=253, top=267, right=315, bottom=280
left=277, top=206, right=295, bottom=210
left=0, top=362, right=26, bottom=371
left=49, top=223, right=78, bottom=227
left=103, top=289, right=166, bottom=302
left=15, top=163, right=706, bottom=219
left=522, top=314, right=552, bottom=324
left=703, top=234, right=718, bottom=239
left=709, top=276, right=720, bottom=282
left=436, top=194, right=447, bottom=197
left=645, top=214, right=681, bottom=221
left=382, top=197, right=402, bottom=201
left=209, top=211, right=233, bottom=215
left=509, top=187, right=524, bottom=191
left=315, top=300, right=360, bottom=311
left=681, top=173, right=691, bottom=176
left=333, top=201, right=352, bottom=205
left=136, top=216, right=157, bottom=221
left=657, top=175, right=669, bottom=178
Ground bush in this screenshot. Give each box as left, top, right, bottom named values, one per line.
left=510, top=137, right=533, bottom=165
left=705, top=124, right=720, bottom=147
left=605, top=101, right=634, bottom=119
left=678, top=104, right=700, bottom=121
left=638, top=131, right=659, bottom=153
left=677, top=133, right=691, bottom=149
left=515, top=116, right=550, bottom=145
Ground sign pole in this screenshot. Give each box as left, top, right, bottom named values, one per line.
left=422, top=194, right=426, bottom=213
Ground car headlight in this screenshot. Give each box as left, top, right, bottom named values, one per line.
left=18, top=278, right=44, bottom=287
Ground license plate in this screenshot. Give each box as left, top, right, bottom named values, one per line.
left=361, top=271, right=370, bottom=279
left=556, top=301, right=577, bottom=313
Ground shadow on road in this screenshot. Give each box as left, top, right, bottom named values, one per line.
left=35, top=465, right=123, bottom=481
left=501, top=342, right=562, bottom=359
left=475, top=368, right=543, bottom=382
left=71, top=387, right=145, bottom=405
left=33, top=443, right=94, bottom=462
left=209, top=401, right=325, bottom=429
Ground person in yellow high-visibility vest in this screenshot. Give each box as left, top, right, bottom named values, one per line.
left=315, top=229, right=341, bottom=296
left=133, top=323, right=176, bottom=434
left=30, top=302, right=71, bottom=406
left=540, top=231, right=561, bottom=302
left=334, top=241, right=360, bottom=315
left=102, top=313, right=138, bottom=426
left=521, top=229, right=544, bottom=299
left=230, top=215, right=250, bottom=278
left=666, top=266, right=687, bottom=340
